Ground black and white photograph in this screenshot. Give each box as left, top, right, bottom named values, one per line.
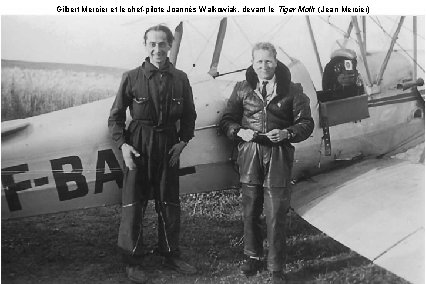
left=1, top=6, right=425, bottom=284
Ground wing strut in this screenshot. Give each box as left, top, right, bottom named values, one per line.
left=352, top=16, right=373, bottom=86
left=362, top=16, right=367, bottom=52
left=306, top=16, right=323, bottom=78
left=170, top=22, right=183, bottom=67
left=376, top=16, right=405, bottom=85
left=413, top=16, right=417, bottom=80
left=338, top=20, right=353, bottom=49
left=208, top=17, right=227, bottom=78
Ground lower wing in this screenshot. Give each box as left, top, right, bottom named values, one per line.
left=291, top=157, right=424, bottom=284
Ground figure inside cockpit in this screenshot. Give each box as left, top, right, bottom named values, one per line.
left=322, top=49, right=364, bottom=100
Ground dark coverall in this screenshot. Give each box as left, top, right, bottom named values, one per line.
left=108, top=58, right=196, bottom=261
left=220, top=61, right=314, bottom=271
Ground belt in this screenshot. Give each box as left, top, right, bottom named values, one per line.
left=132, top=120, right=175, bottom=132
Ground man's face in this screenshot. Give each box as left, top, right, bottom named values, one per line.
left=145, top=30, right=171, bottom=66
left=252, top=49, right=277, bottom=80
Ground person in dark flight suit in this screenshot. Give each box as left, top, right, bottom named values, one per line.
left=108, top=24, right=197, bottom=283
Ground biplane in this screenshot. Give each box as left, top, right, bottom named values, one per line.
left=1, top=15, right=424, bottom=283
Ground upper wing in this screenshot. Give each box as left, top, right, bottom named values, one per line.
left=291, top=157, right=424, bottom=284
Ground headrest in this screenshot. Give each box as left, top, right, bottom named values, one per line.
left=330, top=49, right=357, bottom=60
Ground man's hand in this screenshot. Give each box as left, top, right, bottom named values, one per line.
left=121, top=143, right=140, bottom=170
left=265, top=129, right=289, bottom=143
left=237, top=129, right=256, bottom=142
left=168, top=141, right=187, bottom=167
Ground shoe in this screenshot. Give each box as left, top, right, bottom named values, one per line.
left=163, top=256, right=197, bottom=275
left=272, top=271, right=286, bottom=284
left=240, top=258, right=264, bottom=276
left=126, top=265, right=148, bottom=284
left=123, top=254, right=144, bottom=266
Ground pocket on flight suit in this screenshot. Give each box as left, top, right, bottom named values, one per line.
left=132, top=96, right=150, bottom=114
left=170, top=97, right=184, bottom=120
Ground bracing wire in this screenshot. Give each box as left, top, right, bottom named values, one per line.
left=384, top=16, right=425, bottom=40
left=184, top=20, right=237, bottom=69
left=319, top=16, right=359, bottom=44
left=232, top=17, right=253, bottom=46
left=265, top=16, right=293, bottom=42
left=229, top=17, right=293, bottom=70
left=370, top=16, right=425, bottom=73
left=184, top=20, right=216, bottom=68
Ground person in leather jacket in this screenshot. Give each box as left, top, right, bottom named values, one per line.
left=220, top=42, right=314, bottom=284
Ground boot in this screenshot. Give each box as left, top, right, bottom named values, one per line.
left=163, top=256, right=197, bottom=275
left=126, top=265, right=148, bottom=284
left=272, top=270, right=286, bottom=284
left=240, top=257, right=264, bottom=276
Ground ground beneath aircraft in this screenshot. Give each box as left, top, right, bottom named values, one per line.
left=2, top=144, right=422, bottom=284
left=1, top=204, right=411, bottom=284
left=1, top=203, right=411, bottom=284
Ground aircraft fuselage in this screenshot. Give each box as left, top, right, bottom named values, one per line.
left=1, top=52, right=424, bottom=219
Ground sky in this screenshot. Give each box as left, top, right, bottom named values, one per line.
left=1, top=0, right=425, bottom=89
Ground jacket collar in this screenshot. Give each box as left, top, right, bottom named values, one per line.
left=142, top=57, right=174, bottom=79
left=246, top=60, right=291, bottom=97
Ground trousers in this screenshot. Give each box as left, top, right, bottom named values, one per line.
left=118, top=167, right=181, bottom=262
left=242, top=183, right=291, bottom=271
left=118, top=122, right=181, bottom=262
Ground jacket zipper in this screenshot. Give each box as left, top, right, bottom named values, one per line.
left=263, top=99, right=267, bottom=133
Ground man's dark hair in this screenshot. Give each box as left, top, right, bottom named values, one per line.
left=252, top=42, right=277, bottom=59
left=144, top=24, right=174, bottom=46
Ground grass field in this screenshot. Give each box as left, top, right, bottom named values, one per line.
left=1, top=189, right=410, bottom=284
left=1, top=60, right=124, bottom=121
